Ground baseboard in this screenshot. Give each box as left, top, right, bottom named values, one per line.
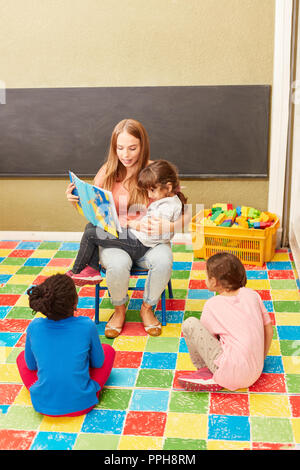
left=290, top=225, right=300, bottom=279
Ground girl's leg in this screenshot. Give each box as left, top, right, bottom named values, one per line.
left=16, top=350, right=38, bottom=389
left=89, top=344, right=116, bottom=390
left=182, top=317, right=222, bottom=373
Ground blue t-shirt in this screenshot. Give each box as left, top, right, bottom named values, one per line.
left=24, top=315, right=104, bottom=415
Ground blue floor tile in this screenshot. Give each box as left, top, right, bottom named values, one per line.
left=30, top=432, right=77, bottom=450
left=179, top=337, right=188, bottom=353
left=0, top=275, right=12, bottom=284
left=130, top=389, right=170, bottom=412
left=141, top=352, right=177, bottom=369
left=155, top=311, right=184, bottom=324
left=187, top=289, right=214, bottom=299
left=77, top=297, right=95, bottom=308
left=263, top=301, right=273, bottom=312
left=172, top=262, right=192, bottom=271
left=17, top=242, right=41, bottom=250
left=245, top=270, right=268, bottom=279
left=59, top=242, right=80, bottom=251
left=0, top=332, right=22, bottom=347
left=0, top=306, right=12, bottom=319
left=266, top=261, right=292, bottom=270
left=82, top=409, right=126, bottom=434
left=24, top=258, right=50, bottom=267
left=208, top=415, right=250, bottom=441
left=105, top=368, right=138, bottom=387
left=277, top=326, right=300, bottom=341
left=262, top=355, right=284, bottom=373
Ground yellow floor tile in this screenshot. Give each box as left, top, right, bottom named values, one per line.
left=282, top=356, right=300, bottom=374
left=268, top=339, right=281, bottom=356
left=0, top=266, right=20, bottom=274
left=40, top=267, right=67, bottom=276
left=14, top=386, right=32, bottom=406
left=118, top=436, right=163, bottom=450
left=291, top=419, right=300, bottom=444
left=272, top=253, right=290, bottom=261
left=161, top=324, right=182, bottom=337
left=32, top=250, right=57, bottom=258
left=249, top=394, right=290, bottom=417
left=164, top=412, right=207, bottom=439
left=173, top=253, right=194, bottom=262
left=246, top=280, right=270, bottom=290
left=96, top=309, right=114, bottom=322
left=276, top=313, right=300, bottom=326
left=207, top=441, right=250, bottom=450
left=176, top=353, right=197, bottom=371
left=112, top=335, right=147, bottom=351
left=0, top=347, right=12, bottom=363
left=271, top=290, right=300, bottom=301
left=0, top=249, right=13, bottom=257
left=0, top=364, right=21, bottom=383
left=6, top=274, right=36, bottom=285
left=15, top=295, right=30, bottom=308
left=189, top=271, right=207, bottom=280
left=170, top=279, right=189, bottom=289
left=185, top=299, right=206, bottom=311
left=39, top=414, right=85, bottom=432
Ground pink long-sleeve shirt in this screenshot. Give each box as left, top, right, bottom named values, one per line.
left=201, top=287, right=272, bottom=391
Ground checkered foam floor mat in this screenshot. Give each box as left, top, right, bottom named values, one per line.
left=0, top=240, right=299, bottom=450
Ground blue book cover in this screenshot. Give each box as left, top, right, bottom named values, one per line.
left=69, top=171, right=122, bottom=237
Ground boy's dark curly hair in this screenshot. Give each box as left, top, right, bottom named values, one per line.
left=27, top=274, right=78, bottom=321
left=206, top=252, right=247, bottom=291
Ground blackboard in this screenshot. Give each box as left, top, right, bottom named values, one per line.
left=0, top=86, right=270, bottom=178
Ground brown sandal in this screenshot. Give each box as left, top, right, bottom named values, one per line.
left=104, top=313, right=125, bottom=339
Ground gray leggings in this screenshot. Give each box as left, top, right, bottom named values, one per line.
left=182, top=317, right=223, bottom=373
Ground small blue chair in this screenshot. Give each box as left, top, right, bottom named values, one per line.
left=94, top=266, right=173, bottom=326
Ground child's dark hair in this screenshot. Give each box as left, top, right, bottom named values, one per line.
left=27, top=274, right=78, bottom=321
left=206, top=252, right=247, bottom=291
left=137, top=160, right=188, bottom=211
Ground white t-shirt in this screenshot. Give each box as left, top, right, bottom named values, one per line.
left=128, top=195, right=182, bottom=248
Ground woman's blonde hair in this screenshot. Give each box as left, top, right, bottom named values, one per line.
left=101, top=119, right=150, bottom=207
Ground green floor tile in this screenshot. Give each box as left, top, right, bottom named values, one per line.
left=16, top=266, right=43, bottom=275
left=136, top=369, right=174, bottom=388
left=95, top=388, right=132, bottom=410
left=171, top=271, right=190, bottom=279
left=7, top=306, right=34, bottom=319
left=270, top=280, right=298, bottom=290
left=273, top=301, right=300, bottom=313
left=38, top=242, right=61, bottom=250
left=0, top=284, right=29, bottom=294
left=163, top=438, right=206, bottom=450
left=99, top=336, right=115, bottom=346
left=6, top=347, right=23, bottom=363
left=54, top=250, right=77, bottom=258
left=125, top=310, right=142, bottom=322
left=172, top=244, right=193, bottom=253
left=0, top=405, right=43, bottom=430
left=0, top=257, right=27, bottom=266
left=169, top=391, right=209, bottom=414
left=74, top=434, right=119, bottom=450
left=100, top=298, right=114, bottom=309
left=167, top=289, right=187, bottom=299
left=285, top=374, right=300, bottom=394
left=280, top=340, right=300, bottom=356
left=146, top=337, right=179, bottom=353
left=251, top=417, right=294, bottom=443
left=183, top=311, right=201, bottom=320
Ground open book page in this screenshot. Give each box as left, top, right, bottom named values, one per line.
left=69, top=171, right=122, bottom=237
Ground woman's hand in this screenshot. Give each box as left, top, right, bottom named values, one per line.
left=65, top=183, right=79, bottom=203
left=139, top=216, right=174, bottom=236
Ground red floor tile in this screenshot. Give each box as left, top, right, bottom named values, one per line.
left=255, top=290, right=271, bottom=300
left=0, top=241, right=19, bottom=249
left=131, top=290, right=144, bottom=299
left=157, top=299, right=186, bottom=311
left=0, top=384, right=22, bottom=404
left=113, top=351, right=143, bottom=368
left=173, top=370, right=191, bottom=390
left=289, top=396, right=300, bottom=417
left=189, top=280, right=207, bottom=290
left=0, top=295, right=20, bottom=306
left=268, top=270, right=295, bottom=279
left=79, top=286, right=103, bottom=297
left=209, top=393, right=249, bottom=416
left=15, top=333, right=26, bottom=348
left=75, top=309, right=94, bottom=320
left=192, top=261, right=206, bottom=270
left=47, top=258, right=73, bottom=267
left=252, top=442, right=295, bottom=450
left=0, top=319, right=30, bottom=332
left=0, top=430, right=36, bottom=450
left=32, top=275, right=48, bottom=285
left=249, top=373, right=286, bottom=393
left=8, top=250, right=34, bottom=258
left=123, top=411, right=167, bottom=436
left=121, top=322, right=147, bottom=336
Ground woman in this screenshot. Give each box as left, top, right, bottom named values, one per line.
left=66, top=119, right=188, bottom=338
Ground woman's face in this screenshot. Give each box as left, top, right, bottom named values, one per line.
left=116, top=131, right=141, bottom=169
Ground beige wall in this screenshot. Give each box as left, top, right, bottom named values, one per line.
left=0, top=0, right=275, bottom=231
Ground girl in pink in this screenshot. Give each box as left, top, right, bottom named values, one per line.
left=179, top=253, right=273, bottom=392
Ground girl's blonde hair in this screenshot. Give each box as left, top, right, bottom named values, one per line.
left=101, top=119, right=150, bottom=207
left=137, top=160, right=187, bottom=211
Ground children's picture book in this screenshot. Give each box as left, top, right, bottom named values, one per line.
left=69, top=171, right=122, bottom=237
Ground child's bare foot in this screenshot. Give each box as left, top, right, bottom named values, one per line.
left=140, top=302, right=161, bottom=336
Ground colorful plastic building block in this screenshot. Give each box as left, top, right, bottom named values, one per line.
left=214, top=212, right=227, bottom=225
left=236, top=216, right=249, bottom=229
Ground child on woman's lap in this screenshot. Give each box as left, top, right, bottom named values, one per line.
left=17, top=274, right=115, bottom=417
left=179, top=253, right=273, bottom=392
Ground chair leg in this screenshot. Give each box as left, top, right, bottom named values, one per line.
left=161, top=289, right=166, bottom=326
left=95, top=284, right=100, bottom=324
left=168, top=280, right=174, bottom=299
